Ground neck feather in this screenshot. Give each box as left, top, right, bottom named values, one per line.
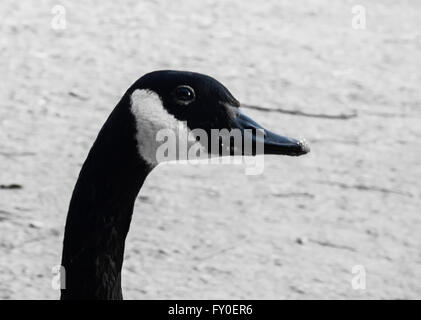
left=61, top=96, right=151, bottom=300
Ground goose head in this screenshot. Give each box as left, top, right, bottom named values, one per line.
left=127, top=70, right=309, bottom=166
left=61, top=70, right=310, bottom=300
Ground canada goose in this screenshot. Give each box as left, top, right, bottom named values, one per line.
left=60, top=70, right=309, bottom=300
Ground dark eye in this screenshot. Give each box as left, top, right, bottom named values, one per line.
left=174, top=85, right=195, bottom=105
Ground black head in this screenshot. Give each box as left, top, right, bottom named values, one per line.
left=129, top=70, right=239, bottom=133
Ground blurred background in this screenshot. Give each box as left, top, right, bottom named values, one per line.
left=0, top=0, right=420, bottom=299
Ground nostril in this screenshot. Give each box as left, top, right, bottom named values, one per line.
left=243, top=127, right=266, bottom=138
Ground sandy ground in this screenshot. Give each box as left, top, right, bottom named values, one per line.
left=0, top=0, right=420, bottom=299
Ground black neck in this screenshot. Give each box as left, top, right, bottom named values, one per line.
left=61, top=97, right=151, bottom=300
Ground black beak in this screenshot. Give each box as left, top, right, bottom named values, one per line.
left=232, top=109, right=310, bottom=156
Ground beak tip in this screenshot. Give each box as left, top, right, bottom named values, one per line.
left=298, top=139, right=310, bottom=155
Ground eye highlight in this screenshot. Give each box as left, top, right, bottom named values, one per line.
left=173, top=85, right=195, bottom=105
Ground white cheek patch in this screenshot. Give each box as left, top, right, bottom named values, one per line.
left=130, top=89, right=203, bottom=166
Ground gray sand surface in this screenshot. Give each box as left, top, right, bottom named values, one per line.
left=0, top=0, right=420, bottom=299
